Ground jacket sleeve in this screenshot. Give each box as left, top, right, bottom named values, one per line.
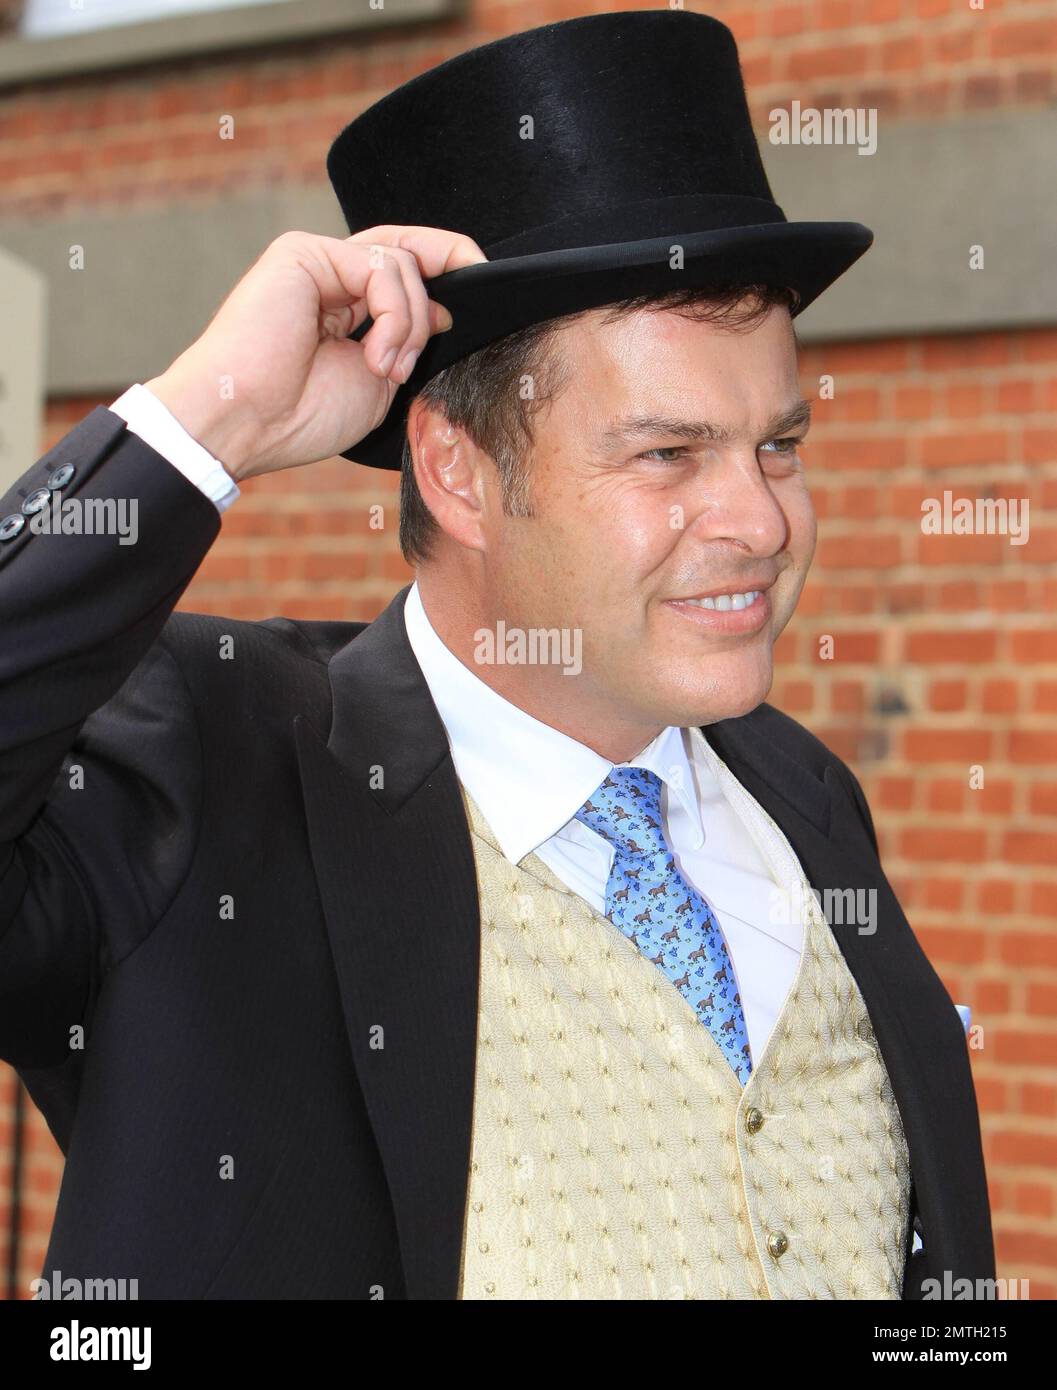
left=0, top=406, right=221, bottom=1071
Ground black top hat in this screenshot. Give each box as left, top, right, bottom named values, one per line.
left=326, top=9, right=873, bottom=470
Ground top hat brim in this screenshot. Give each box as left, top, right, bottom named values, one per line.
left=339, top=218, right=873, bottom=469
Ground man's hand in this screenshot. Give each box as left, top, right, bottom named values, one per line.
left=143, top=226, right=487, bottom=482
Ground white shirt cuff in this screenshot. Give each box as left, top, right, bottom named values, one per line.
left=108, top=383, right=241, bottom=513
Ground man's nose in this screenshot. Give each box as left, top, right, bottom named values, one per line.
left=685, top=451, right=791, bottom=555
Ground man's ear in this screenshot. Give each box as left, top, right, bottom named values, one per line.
left=406, top=396, right=488, bottom=553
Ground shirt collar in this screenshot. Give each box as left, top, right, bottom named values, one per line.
left=402, top=581, right=704, bottom=863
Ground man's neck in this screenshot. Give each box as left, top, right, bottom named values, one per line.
left=414, top=576, right=664, bottom=764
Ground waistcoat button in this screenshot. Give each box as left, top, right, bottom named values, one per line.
left=767, top=1231, right=789, bottom=1259
left=857, top=1016, right=875, bottom=1043
left=745, top=1107, right=764, bottom=1134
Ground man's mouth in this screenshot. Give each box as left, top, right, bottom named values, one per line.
left=669, top=577, right=776, bottom=611
left=679, top=588, right=763, bottom=612
left=660, top=577, right=777, bottom=633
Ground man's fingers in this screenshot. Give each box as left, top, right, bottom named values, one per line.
left=388, top=246, right=433, bottom=382
left=340, top=232, right=472, bottom=378
left=346, top=223, right=487, bottom=279
left=276, top=227, right=477, bottom=379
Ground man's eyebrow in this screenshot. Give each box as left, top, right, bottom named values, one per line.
left=598, top=398, right=813, bottom=448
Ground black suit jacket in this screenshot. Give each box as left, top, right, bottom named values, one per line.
left=0, top=407, right=994, bottom=1299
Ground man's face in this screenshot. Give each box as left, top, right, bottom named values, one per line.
left=479, top=301, right=816, bottom=733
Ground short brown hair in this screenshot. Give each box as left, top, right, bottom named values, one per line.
left=399, top=282, right=801, bottom=565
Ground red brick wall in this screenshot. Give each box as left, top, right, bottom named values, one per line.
left=2, top=0, right=1055, bottom=1298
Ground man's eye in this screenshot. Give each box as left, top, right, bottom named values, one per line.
left=760, top=436, right=803, bottom=457
left=638, top=446, right=688, bottom=463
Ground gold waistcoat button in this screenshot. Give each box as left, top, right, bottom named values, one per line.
left=857, top=1016, right=875, bottom=1043
left=745, top=1107, right=765, bottom=1134
left=767, top=1231, right=789, bottom=1259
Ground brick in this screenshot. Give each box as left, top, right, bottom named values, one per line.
left=897, top=826, right=987, bottom=861
left=964, top=74, right=1005, bottom=110
left=925, top=779, right=965, bottom=813
left=928, top=679, right=967, bottom=711
left=1029, top=784, right=1057, bottom=817
left=921, top=338, right=1011, bottom=371
left=975, top=979, right=1011, bottom=1014
left=945, top=383, right=987, bottom=418
left=987, top=580, right=1035, bottom=613
left=811, top=631, right=880, bottom=663
left=1027, top=982, right=1057, bottom=1016
left=995, top=379, right=1038, bottom=413
left=903, top=728, right=992, bottom=762
left=303, top=552, right=369, bottom=582
left=917, top=532, right=1006, bottom=566
left=775, top=680, right=814, bottom=712
left=1000, top=933, right=1057, bottom=968
left=1024, top=429, right=1057, bottom=465
left=989, top=19, right=1057, bottom=60
left=892, top=386, right=933, bottom=420
left=1033, top=682, right=1057, bottom=714
left=840, top=485, right=881, bottom=518
left=991, top=1130, right=1057, bottom=1168
left=1013, top=1183, right=1054, bottom=1219
left=923, top=928, right=984, bottom=961
left=1022, top=1082, right=1057, bottom=1117
left=821, top=390, right=883, bottom=425
left=881, top=36, right=924, bottom=71
left=787, top=44, right=871, bottom=80
left=920, top=430, right=1009, bottom=469
left=1010, top=730, right=1057, bottom=764
left=919, top=885, right=972, bottom=918
left=973, top=1075, right=1008, bottom=1113
left=977, top=879, right=1016, bottom=914
left=817, top=534, right=902, bottom=568
left=1024, top=331, right=1057, bottom=363
left=976, top=781, right=1015, bottom=815
left=831, top=679, right=865, bottom=713
left=836, top=584, right=878, bottom=615
left=1009, top=631, right=1057, bottom=666
left=905, top=630, right=997, bottom=663
left=1002, top=830, right=1057, bottom=867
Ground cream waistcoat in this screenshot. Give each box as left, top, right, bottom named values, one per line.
left=456, top=731, right=911, bottom=1299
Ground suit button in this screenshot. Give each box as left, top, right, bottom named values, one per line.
left=857, top=1016, right=875, bottom=1043
left=22, top=488, right=51, bottom=515
left=745, top=1107, right=764, bottom=1134
left=47, top=463, right=76, bottom=489
left=0, top=513, right=26, bottom=540
left=767, top=1231, right=789, bottom=1259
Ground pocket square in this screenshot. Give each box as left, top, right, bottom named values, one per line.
left=955, top=1003, right=971, bottom=1036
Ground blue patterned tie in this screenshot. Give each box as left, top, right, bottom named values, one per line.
left=575, top=766, right=752, bottom=1084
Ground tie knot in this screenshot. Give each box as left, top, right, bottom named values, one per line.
left=574, top=766, right=667, bottom=858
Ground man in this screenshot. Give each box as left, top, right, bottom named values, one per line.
left=0, top=11, right=992, bottom=1299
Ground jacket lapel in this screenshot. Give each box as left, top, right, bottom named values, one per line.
left=294, top=584, right=481, bottom=1300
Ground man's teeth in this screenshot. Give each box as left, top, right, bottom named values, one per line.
left=683, top=590, right=761, bottom=611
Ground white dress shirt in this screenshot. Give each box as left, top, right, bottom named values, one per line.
left=109, top=383, right=241, bottom=512
left=107, top=383, right=805, bottom=1063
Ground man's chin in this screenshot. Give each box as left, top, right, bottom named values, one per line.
left=656, top=672, right=774, bottom=729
